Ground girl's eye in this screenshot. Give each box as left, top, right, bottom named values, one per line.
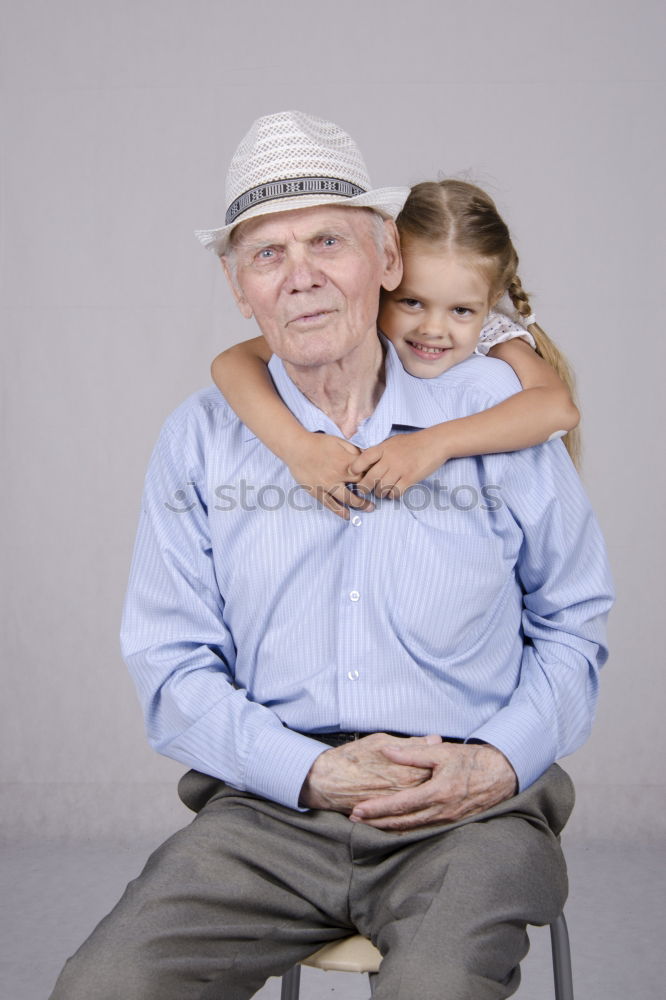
left=453, top=306, right=473, bottom=316
left=399, top=298, right=422, bottom=309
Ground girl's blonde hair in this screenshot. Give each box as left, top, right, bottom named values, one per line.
left=396, top=180, right=581, bottom=466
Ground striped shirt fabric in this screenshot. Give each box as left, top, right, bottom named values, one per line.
left=120, top=338, right=614, bottom=810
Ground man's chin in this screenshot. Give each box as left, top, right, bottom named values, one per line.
left=279, top=329, right=376, bottom=371
left=283, top=349, right=348, bottom=371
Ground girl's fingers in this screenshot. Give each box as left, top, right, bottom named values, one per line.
left=374, top=473, right=403, bottom=498
left=305, top=485, right=349, bottom=520
left=328, top=485, right=375, bottom=513
left=344, top=490, right=376, bottom=511
left=344, top=467, right=363, bottom=484
left=378, top=478, right=409, bottom=500
left=336, top=439, right=363, bottom=457
left=320, top=494, right=349, bottom=520
left=357, top=463, right=388, bottom=494
left=348, top=446, right=382, bottom=476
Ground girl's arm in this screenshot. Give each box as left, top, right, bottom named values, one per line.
left=211, top=338, right=371, bottom=519
left=349, top=339, right=580, bottom=498
left=442, top=338, right=580, bottom=454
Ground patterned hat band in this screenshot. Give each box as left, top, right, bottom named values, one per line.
left=225, top=176, right=367, bottom=226
left=195, top=111, right=409, bottom=254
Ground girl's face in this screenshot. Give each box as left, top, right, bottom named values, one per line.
left=379, top=242, right=495, bottom=378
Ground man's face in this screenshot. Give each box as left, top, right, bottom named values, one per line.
left=224, top=206, right=401, bottom=369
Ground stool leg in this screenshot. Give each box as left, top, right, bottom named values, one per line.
left=368, top=970, right=377, bottom=996
left=550, top=912, right=574, bottom=1000
left=280, top=964, right=301, bottom=1000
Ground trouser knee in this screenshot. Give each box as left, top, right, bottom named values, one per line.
left=375, top=946, right=524, bottom=1000
left=50, top=944, right=160, bottom=1000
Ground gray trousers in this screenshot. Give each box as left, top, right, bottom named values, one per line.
left=49, top=764, right=574, bottom=1000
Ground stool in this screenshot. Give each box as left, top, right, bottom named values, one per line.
left=280, top=911, right=574, bottom=999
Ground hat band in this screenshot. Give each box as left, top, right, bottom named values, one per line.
left=225, top=176, right=367, bottom=225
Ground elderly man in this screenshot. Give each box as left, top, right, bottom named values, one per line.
left=50, top=111, right=613, bottom=1000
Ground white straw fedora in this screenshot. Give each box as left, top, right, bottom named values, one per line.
left=195, top=110, right=409, bottom=255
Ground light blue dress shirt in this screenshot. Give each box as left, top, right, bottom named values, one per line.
left=121, top=338, right=614, bottom=810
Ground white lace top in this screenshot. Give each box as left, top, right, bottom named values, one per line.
left=475, top=310, right=536, bottom=355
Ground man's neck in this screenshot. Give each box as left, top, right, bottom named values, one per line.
left=283, top=333, right=386, bottom=439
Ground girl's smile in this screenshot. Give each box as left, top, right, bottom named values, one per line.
left=404, top=340, right=453, bottom=360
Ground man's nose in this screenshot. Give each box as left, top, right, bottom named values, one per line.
left=284, top=248, right=324, bottom=292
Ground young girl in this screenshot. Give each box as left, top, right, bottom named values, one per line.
left=211, top=179, right=580, bottom=519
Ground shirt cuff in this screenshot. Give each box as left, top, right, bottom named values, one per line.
left=243, top=725, right=329, bottom=810
left=467, top=707, right=557, bottom=792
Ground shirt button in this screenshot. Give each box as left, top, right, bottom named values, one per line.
left=349, top=590, right=360, bottom=602
left=347, top=669, right=360, bottom=681
left=351, top=515, right=362, bottom=527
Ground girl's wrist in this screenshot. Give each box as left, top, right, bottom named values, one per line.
left=284, top=429, right=323, bottom=477
left=270, top=425, right=312, bottom=464
left=417, top=424, right=454, bottom=466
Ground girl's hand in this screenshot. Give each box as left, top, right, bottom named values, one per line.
left=348, top=427, right=451, bottom=499
left=287, top=433, right=376, bottom=520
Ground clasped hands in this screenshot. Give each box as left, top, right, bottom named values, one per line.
left=300, top=733, right=518, bottom=831
left=289, top=430, right=447, bottom=519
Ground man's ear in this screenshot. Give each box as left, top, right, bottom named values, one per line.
left=221, top=257, right=254, bottom=319
left=380, top=219, right=403, bottom=293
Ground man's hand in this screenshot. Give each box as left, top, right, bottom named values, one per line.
left=348, top=743, right=517, bottom=830
left=300, top=733, right=442, bottom=813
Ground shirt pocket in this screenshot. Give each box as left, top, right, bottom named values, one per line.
left=386, top=499, right=511, bottom=658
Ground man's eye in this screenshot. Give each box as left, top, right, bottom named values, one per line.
left=258, top=248, right=276, bottom=260
left=321, top=237, right=338, bottom=247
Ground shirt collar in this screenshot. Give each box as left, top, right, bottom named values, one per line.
left=250, top=333, right=453, bottom=446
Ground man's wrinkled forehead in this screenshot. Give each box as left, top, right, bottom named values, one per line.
left=228, top=204, right=379, bottom=254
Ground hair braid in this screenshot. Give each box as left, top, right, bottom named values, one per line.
left=508, top=275, right=581, bottom=467
left=507, top=275, right=531, bottom=322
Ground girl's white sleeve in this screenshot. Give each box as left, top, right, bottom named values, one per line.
left=475, top=310, right=536, bottom=356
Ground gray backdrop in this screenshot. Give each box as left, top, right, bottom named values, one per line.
left=1, top=0, right=664, bottom=845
